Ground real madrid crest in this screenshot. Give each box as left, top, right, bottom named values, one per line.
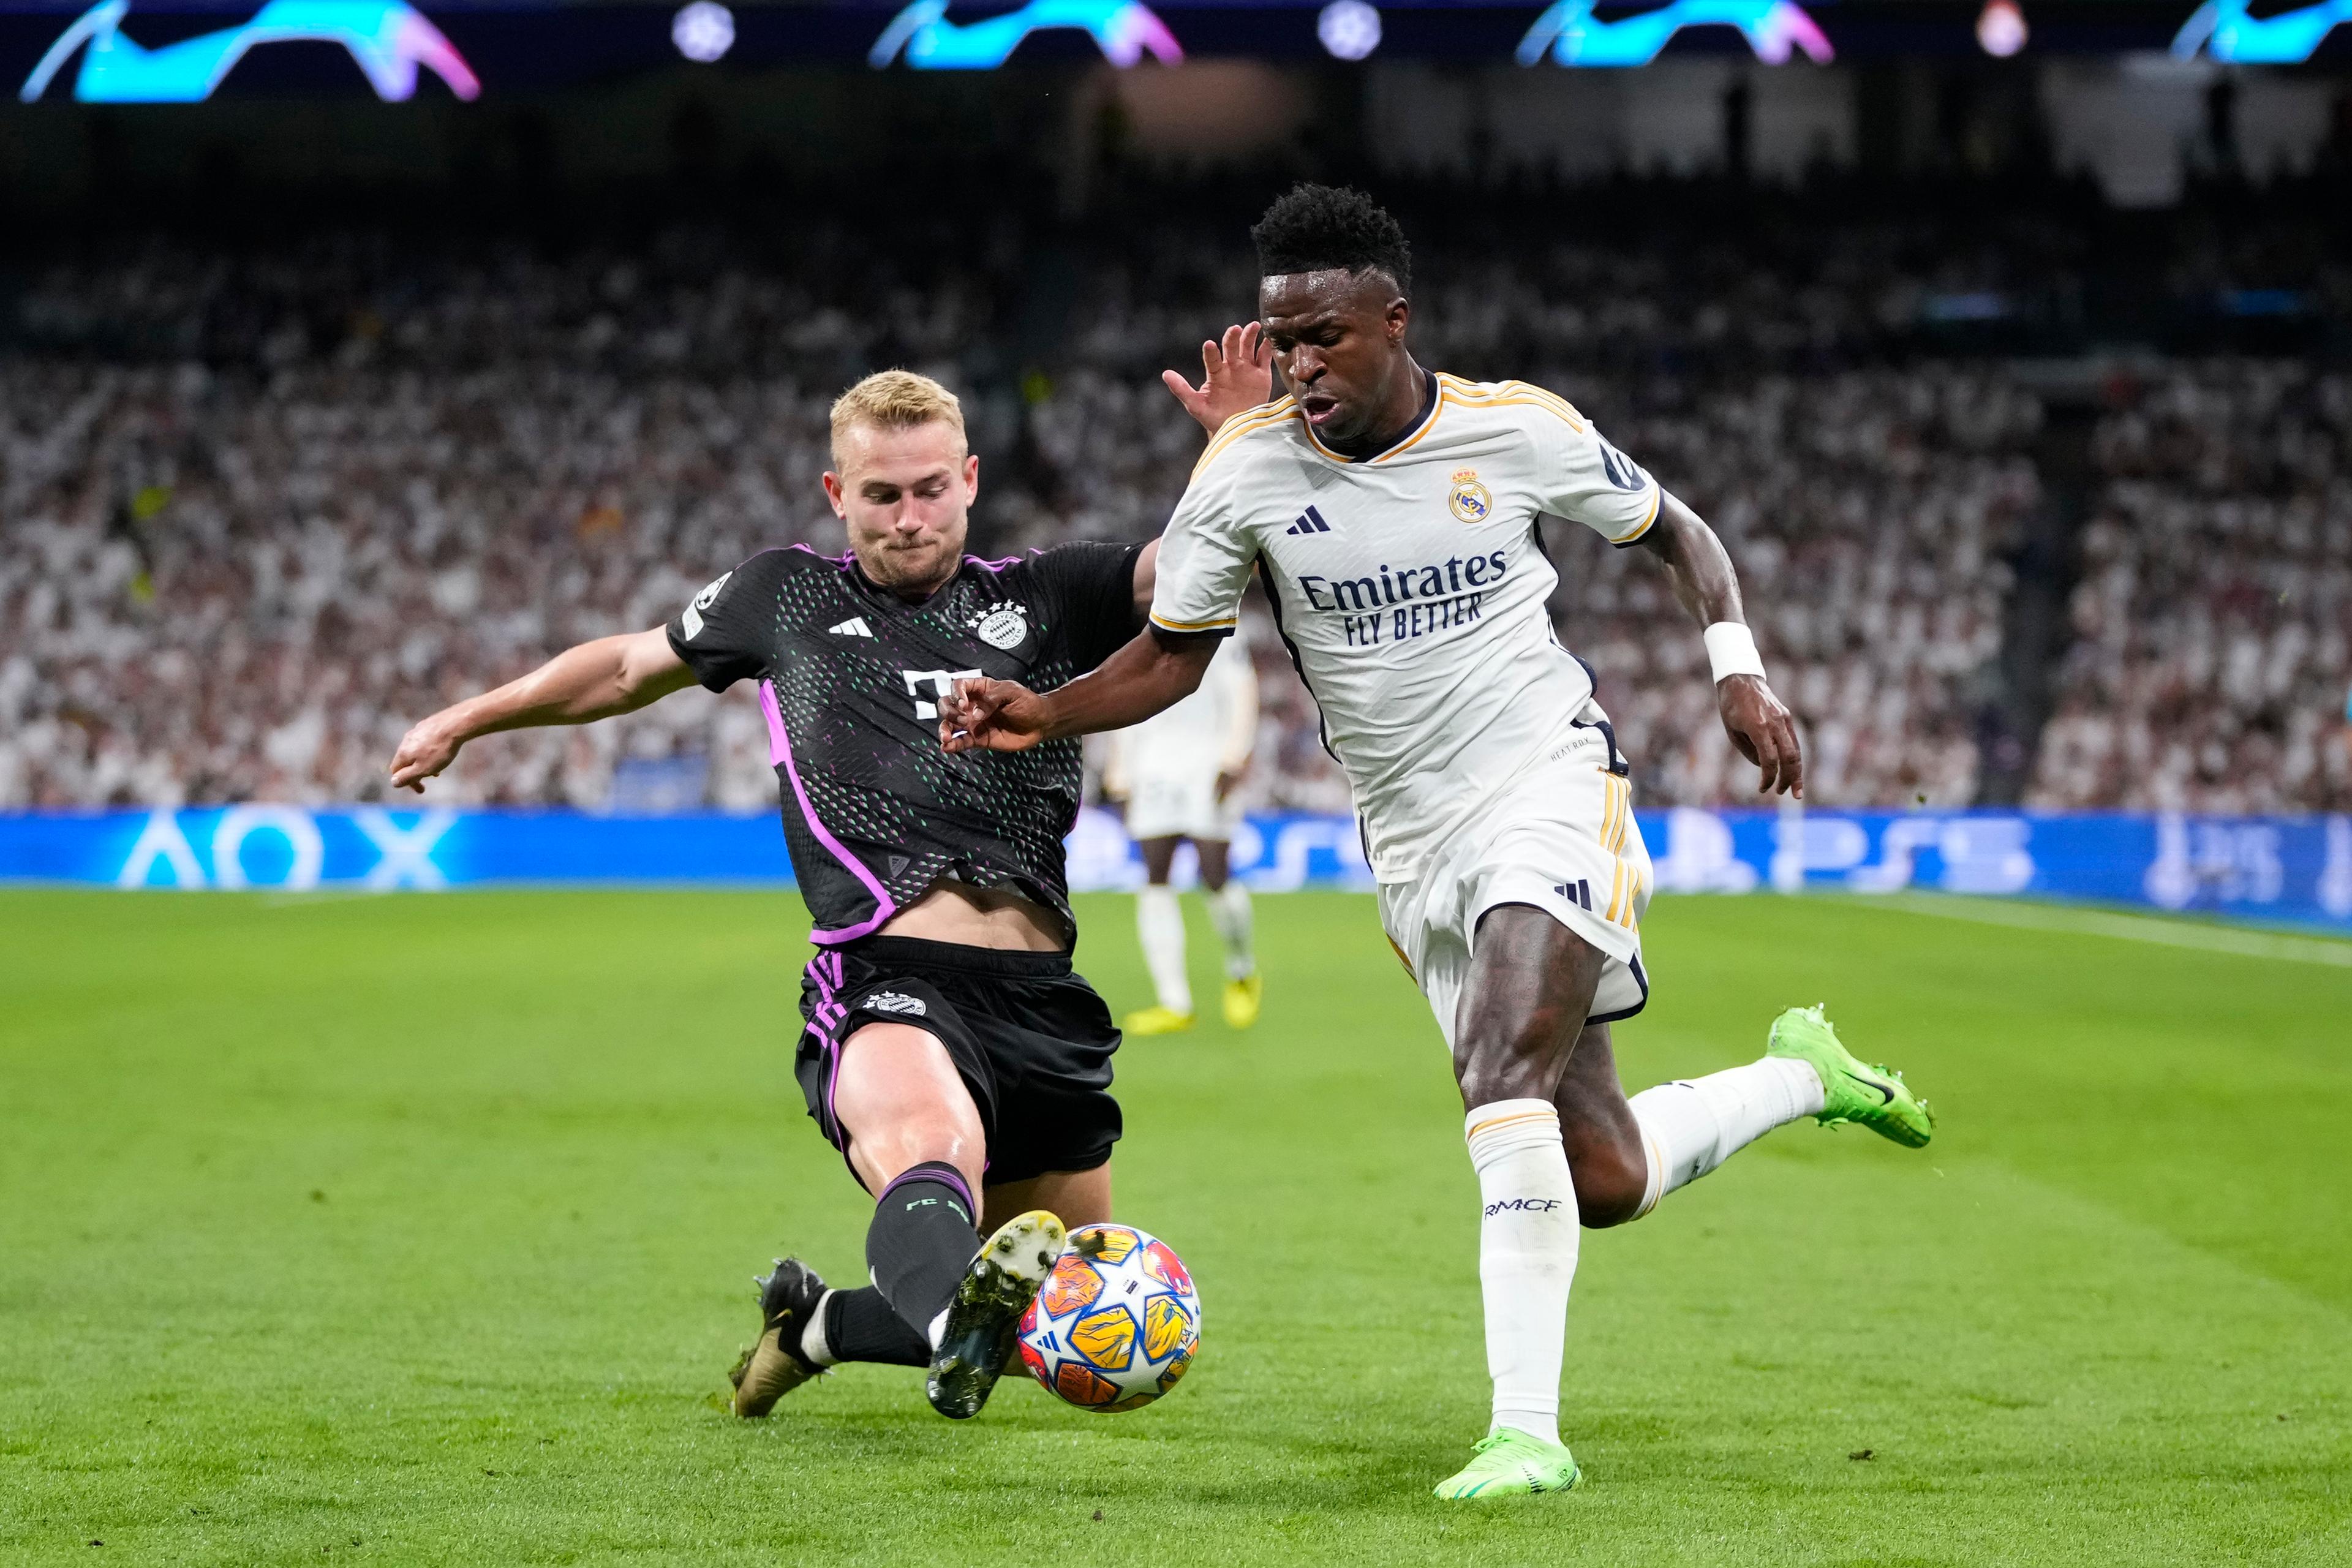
left=1449, top=468, right=1493, bottom=526
left=973, top=600, right=1030, bottom=652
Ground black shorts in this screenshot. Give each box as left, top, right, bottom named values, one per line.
left=796, top=936, right=1123, bottom=1188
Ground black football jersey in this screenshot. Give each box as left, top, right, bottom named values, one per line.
left=666, top=542, right=1144, bottom=946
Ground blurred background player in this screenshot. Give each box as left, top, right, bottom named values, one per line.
left=1101, top=630, right=1262, bottom=1035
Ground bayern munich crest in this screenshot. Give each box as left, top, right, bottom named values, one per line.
left=974, top=602, right=1030, bottom=650
left=1449, top=468, right=1493, bottom=525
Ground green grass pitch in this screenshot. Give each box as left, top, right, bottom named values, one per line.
left=2, top=886, right=2347, bottom=1566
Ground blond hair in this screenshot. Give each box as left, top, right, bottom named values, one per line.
left=829, top=370, right=966, bottom=469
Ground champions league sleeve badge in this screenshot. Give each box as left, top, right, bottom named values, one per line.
left=680, top=570, right=731, bottom=640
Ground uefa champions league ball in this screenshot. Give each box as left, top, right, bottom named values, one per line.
left=1016, top=1223, right=1200, bottom=1412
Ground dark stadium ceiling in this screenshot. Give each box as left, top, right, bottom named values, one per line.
left=4, top=0, right=2346, bottom=104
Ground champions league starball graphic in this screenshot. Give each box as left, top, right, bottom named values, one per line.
left=2171, top=0, right=2352, bottom=62
left=19, top=0, right=478, bottom=102
left=867, top=0, right=1182, bottom=70
left=1517, top=0, right=1833, bottom=67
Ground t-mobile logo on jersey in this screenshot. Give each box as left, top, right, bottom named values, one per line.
left=903, top=668, right=984, bottom=722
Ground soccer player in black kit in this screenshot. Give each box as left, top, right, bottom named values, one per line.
left=388, top=362, right=1268, bottom=1420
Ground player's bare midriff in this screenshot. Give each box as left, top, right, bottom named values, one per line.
left=881, top=881, right=1070, bottom=952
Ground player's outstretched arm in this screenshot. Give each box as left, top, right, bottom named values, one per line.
left=388, top=627, right=695, bottom=793
left=938, top=628, right=1220, bottom=755
left=1635, top=493, right=1804, bottom=797
left=1162, top=322, right=1275, bottom=435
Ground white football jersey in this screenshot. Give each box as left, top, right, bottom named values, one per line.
left=1150, top=372, right=1660, bottom=883
left=1105, top=631, right=1259, bottom=787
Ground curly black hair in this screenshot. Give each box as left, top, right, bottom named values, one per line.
left=1250, top=184, right=1412, bottom=299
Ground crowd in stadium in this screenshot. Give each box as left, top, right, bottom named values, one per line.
left=2029, top=362, right=2352, bottom=814
left=2, top=221, right=2346, bottom=816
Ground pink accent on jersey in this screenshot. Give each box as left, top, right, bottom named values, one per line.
left=762, top=679, right=899, bottom=943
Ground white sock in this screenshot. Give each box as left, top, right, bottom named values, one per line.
left=1205, top=880, right=1255, bottom=979
left=1466, top=1099, right=1578, bottom=1447
left=1626, top=1057, right=1825, bottom=1217
left=798, top=1289, right=840, bottom=1368
left=1136, top=885, right=1191, bottom=1014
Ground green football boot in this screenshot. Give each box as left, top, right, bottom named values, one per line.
left=1766, top=1004, right=1935, bottom=1148
left=1432, top=1428, right=1583, bottom=1501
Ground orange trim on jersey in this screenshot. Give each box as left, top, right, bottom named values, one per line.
left=1210, top=396, right=1292, bottom=438
left=1302, top=372, right=1442, bottom=465
left=1300, top=416, right=1362, bottom=465
left=1148, top=612, right=1240, bottom=633
left=1191, top=400, right=1296, bottom=475
left=1372, top=396, right=1446, bottom=463
left=1612, top=484, right=1664, bottom=546
left=1596, top=771, right=1628, bottom=855
left=1437, top=378, right=1589, bottom=431
left=1510, top=381, right=1590, bottom=428
left=1467, top=1107, right=1559, bottom=1140
left=1387, top=933, right=1416, bottom=981
left=1189, top=398, right=1297, bottom=480
left=1440, top=392, right=1590, bottom=432
left=1634, top=1129, right=1667, bottom=1218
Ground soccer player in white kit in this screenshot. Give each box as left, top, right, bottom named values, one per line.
left=1103, top=632, right=1263, bottom=1035
left=943, top=186, right=1936, bottom=1499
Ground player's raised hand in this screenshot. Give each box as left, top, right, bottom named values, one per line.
left=1162, top=322, right=1273, bottom=436
left=939, top=676, right=1051, bottom=755
left=388, top=717, right=462, bottom=793
left=1718, top=674, right=1804, bottom=797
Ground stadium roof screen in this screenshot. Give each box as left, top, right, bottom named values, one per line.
left=5, top=0, right=2347, bottom=100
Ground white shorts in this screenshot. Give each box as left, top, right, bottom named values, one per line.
left=1124, top=764, right=1242, bottom=843
left=1376, top=723, right=1652, bottom=1052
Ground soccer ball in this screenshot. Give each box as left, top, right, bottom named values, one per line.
left=1016, top=1223, right=1200, bottom=1412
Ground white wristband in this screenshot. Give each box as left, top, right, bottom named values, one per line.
left=1703, top=622, right=1766, bottom=684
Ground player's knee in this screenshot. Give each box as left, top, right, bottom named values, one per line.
left=1574, top=1140, right=1649, bottom=1229
left=843, top=1098, right=984, bottom=1193
left=905, top=1101, right=982, bottom=1164
left=1453, top=1013, right=1578, bottom=1106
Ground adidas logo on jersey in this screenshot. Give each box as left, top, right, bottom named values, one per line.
left=1286, top=506, right=1333, bottom=536
left=1554, top=880, right=1594, bottom=911
left=829, top=617, right=874, bottom=638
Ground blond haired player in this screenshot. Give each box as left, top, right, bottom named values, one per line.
left=1104, top=630, right=1262, bottom=1034
left=942, top=187, right=1937, bottom=1499
left=390, top=371, right=1187, bottom=1425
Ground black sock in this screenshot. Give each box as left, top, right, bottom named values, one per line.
left=865, top=1161, right=981, bottom=1346
left=821, top=1287, right=932, bottom=1367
